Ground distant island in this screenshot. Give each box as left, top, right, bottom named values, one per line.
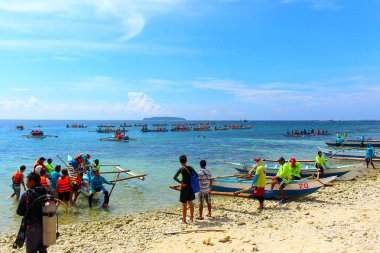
left=143, top=117, right=186, bottom=121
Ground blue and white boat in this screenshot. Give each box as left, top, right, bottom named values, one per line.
left=320, top=148, right=379, bottom=161
left=212, top=176, right=337, bottom=199
left=227, top=162, right=359, bottom=178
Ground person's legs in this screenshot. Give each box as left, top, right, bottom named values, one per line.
left=182, top=203, right=187, bottom=223
left=370, top=160, right=376, bottom=169
left=26, top=223, right=45, bottom=253
left=88, top=192, right=94, bottom=208
left=188, top=200, right=194, bottom=222
left=206, top=193, right=212, bottom=217
left=102, top=188, right=110, bottom=208
left=198, top=194, right=204, bottom=219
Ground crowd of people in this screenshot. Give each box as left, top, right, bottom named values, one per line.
left=173, top=151, right=330, bottom=222
left=287, top=129, right=330, bottom=136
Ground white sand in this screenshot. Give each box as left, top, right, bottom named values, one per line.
left=1, top=166, right=379, bottom=253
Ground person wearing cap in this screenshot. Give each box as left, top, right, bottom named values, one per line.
left=315, top=151, right=329, bottom=176
left=16, top=172, right=48, bottom=253
left=289, top=158, right=302, bottom=180
left=33, top=157, right=46, bottom=172
left=234, top=158, right=266, bottom=210
left=10, top=165, right=27, bottom=200
left=365, top=143, right=377, bottom=169
left=269, top=157, right=292, bottom=204
left=88, top=169, right=114, bottom=208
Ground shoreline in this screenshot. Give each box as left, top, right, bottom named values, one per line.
left=1, top=166, right=379, bottom=253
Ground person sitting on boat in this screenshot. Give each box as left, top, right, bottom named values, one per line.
left=315, top=151, right=329, bottom=176
left=33, top=157, right=46, bottom=173
left=10, top=165, right=27, bottom=200
left=116, top=133, right=123, bottom=140
left=336, top=132, right=341, bottom=138
left=88, top=169, right=114, bottom=208
left=123, top=135, right=129, bottom=140
left=94, top=159, right=100, bottom=171
left=311, top=129, right=314, bottom=134
left=289, top=158, right=302, bottom=180
left=360, top=136, right=365, bottom=147
left=269, top=157, right=292, bottom=204
left=365, top=143, right=377, bottom=169
left=234, top=158, right=266, bottom=210
left=336, top=136, right=342, bottom=145
left=45, top=158, right=55, bottom=175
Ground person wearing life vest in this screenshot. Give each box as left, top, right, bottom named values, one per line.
left=70, top=153, right=91, bottom=170
left=45, top=158, right=55, bottom=175
left=56, top=169, right=73, bottom=207
left=11, top=165, right=27, bottom=200
left=88, top=169, right=114, bottom=208
left=16, top=172, right=48, bottom=253
left=39, top=170, right=51, bottom=189
left=34, top=157, right=46, bottom=172
left=71, top=171, right=86, bottom=206
left=269, top=157, right=292, bottom=204
left=289, top=158, right=302, bottom=180
left=315, top=151, right=329, bottom=176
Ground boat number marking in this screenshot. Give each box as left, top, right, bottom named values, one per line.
left=298, top=183, right=309, bottom=189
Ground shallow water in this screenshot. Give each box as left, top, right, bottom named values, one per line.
left=1, top=119, right=379, bottom=233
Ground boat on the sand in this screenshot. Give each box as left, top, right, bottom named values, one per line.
left=170, top=176, right=336, bottom=200
left=227, top=162, right=359, bottom=178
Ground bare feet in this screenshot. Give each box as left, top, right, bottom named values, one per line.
left=196, top=217, right=204, bottom=220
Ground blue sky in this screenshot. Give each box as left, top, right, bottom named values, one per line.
left=0, top=0, right=379, bottom=120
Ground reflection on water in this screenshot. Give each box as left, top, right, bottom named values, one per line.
left=1, top=120, right=379, bottom=233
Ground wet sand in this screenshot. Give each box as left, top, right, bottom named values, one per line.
left=1, top=165, right=379, bottom=253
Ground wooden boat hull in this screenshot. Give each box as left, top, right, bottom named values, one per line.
left=228, top=162, right=359, bottom=178
left=212, top=176, right=336, bottom=199
left=321, top=148, right=379, bottom=161
left=141, top=129, right=168, bottom=132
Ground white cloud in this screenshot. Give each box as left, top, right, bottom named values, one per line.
left=0, top=0, right=186, bottom=41
left=0, top=95, right=39, bottom=110
left=125, top=92, right=163, bottom=114
left=279, top=0, right=341, bottom=10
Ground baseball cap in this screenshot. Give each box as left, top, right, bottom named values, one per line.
left=254, top=158, right=262, bottom=162
left=277, top=157, right=285, bottom=162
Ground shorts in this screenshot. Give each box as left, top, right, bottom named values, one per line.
left=315, top=163, right=325, bottom=173
left=253, top=187, right=265, bottom=197
left=198, top=192, right=211, bottom=204
left=293, top=176, right=302, bottom=180
left=12, top=184, right=21, bottom=198
left=365, top=157, right=372, bottom=163
left=72, top=184, right=81, bottom=192
left=180, top=187, right=195, bottom=204
left=279, top=181, right=287, bottom=189
left=58, top=191, right=70, bottom=202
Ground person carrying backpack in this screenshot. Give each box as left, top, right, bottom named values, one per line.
left=16, top=172, right=48, bottom=253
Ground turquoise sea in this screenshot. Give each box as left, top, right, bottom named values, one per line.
left=1, top=120, right=379, bottom=233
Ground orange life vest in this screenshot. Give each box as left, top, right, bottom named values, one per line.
left=40, top=176, right=49, bottom=189
left=57, top=176, right=71, bottom=193
left=12, top=171, right=22, bottom=184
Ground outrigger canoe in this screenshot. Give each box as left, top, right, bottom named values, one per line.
left=325, top=141, right=380, bottom=148
left=211, top=176, right=337, bottom=199
left=320, top=148, right=380, bottom=161
left=141, top=128, right=168, bottom=132
left=99, top=137, right=136, bottom=142
left=227, top=162, right=359, bottom=178
left=170, top=176, right=336, bottom=200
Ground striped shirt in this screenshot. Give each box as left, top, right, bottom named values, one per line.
left=198, top=168, right=212, bottom=193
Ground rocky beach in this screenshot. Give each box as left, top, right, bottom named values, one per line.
left=1, top=165, right=379, bottom=253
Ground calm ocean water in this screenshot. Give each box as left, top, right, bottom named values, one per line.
left=1, top=120, right=379, bottom=233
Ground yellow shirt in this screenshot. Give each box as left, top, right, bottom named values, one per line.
left=255, top=165, right=267, bottom=187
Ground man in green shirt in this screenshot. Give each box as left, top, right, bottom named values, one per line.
left=45, top=158, right=55, bottom=177
left=269, top=157, right=292, bottom=204
left=289, top=158, right=302, bottom=180
left=315, top=151, right=329, bottom=176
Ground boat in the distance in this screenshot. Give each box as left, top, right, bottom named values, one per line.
left=16, top=125, right=24, bottom=130
left=228, top=124, right=253, bottom=130
left=193, top=126, right=212, bottom=131
left=21, top=130, right=58, bottom=138
left=96, top=127, right=128, bottom=133
left=67, top=124, right=87, bottom=128
left=214, top=126, right=229, bottom=130
left=120, top=123, right=133, bottom=127
left=171, top=126, right=192, bottom=132
left=141, top=127, right=168, bottom=132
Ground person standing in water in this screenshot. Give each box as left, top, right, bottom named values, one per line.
left=173, top=155, right=198, bottom=224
